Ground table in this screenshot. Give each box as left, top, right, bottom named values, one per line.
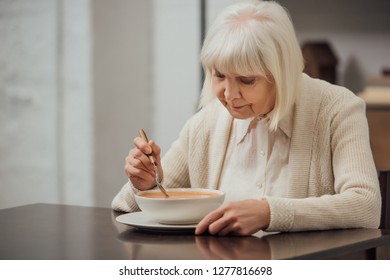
left=1, top=204, right=389, bottom=260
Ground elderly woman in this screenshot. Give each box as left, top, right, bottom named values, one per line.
left=112, top=0, right=380, bottom=235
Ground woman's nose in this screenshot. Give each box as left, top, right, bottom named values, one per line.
left=224, top=80, right=240, bottom=101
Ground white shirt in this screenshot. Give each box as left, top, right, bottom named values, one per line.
left=219, top=113, right=292, bottom=203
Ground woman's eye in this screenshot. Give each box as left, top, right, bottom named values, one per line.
left=214, top=71, right=225, bottom=79
left=240, top=77, right=256, bottom=85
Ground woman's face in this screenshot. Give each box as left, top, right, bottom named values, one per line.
left=212, top=68, right=276, bottom=119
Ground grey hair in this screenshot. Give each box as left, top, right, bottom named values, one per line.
left=199, top=0, right=304, bottom=130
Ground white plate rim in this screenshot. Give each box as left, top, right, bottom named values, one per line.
left=116, top=212, right=197, bottom=231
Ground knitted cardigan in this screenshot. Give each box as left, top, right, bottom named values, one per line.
left=112, top=74, right=381, bottom=232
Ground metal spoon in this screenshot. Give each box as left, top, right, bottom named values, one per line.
left=138, top=129, right=169, bottom=198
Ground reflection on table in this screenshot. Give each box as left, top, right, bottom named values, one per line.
left=0, top=204, right=389, bottom=260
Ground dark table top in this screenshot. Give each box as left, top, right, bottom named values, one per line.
left=1, top=203, right=389, bottom=260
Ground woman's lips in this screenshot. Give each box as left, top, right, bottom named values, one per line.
left=230, top=104, right=248, bottom=110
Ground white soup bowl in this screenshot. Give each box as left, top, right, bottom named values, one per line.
left=134, top=188, right=225, bottom=225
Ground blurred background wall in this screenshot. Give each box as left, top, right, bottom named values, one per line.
left=1, top=0, right=389, bottom=209
left=0, top=0, right=94, bottom=209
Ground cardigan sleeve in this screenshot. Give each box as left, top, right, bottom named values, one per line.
left=266, top=90, right=381, bottom=232
left=111, top=180, right=142, bottom=212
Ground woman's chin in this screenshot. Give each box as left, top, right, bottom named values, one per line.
left=227, top=109, right=252, bottom=120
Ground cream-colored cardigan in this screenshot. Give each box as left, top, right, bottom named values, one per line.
left=112, top=74, right=381, bottom=232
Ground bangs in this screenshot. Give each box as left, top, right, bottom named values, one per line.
left=201, top=23, right=268, bottom=77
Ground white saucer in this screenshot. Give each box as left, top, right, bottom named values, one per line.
left=116, top=212, right=196, bottom=233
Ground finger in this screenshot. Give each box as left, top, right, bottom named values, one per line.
left=204, top=204, right=238, bottom=235
left=125, top=160, right=150, bottom=180
left=129, top=175, right=155, bottom=191
left=126, top=164, right=155, bottom=183
left=207, top=216, right=232, bottom=236
left=127, top=167, right=156, bottom=191
left=149, top=140, right=161, bottom=160
left=128, top=148, right=154, bottom=172
left=133, top=137, right=152, bottom=155
left=127, top=153, right=153, bottom=173
left=195, top=209, right=224, bottom=235
left=215, top=223, right=238, bottom=236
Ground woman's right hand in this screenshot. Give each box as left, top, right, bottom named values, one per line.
left=124, top=137, right=163, bottom=191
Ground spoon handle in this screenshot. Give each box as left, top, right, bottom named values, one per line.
left=138, top=128, right=169, bottom=198
left=138, top=129, right=157, bottom=164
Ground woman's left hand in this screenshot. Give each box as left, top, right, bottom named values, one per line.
left=195, top=199, right=270, bottom=236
